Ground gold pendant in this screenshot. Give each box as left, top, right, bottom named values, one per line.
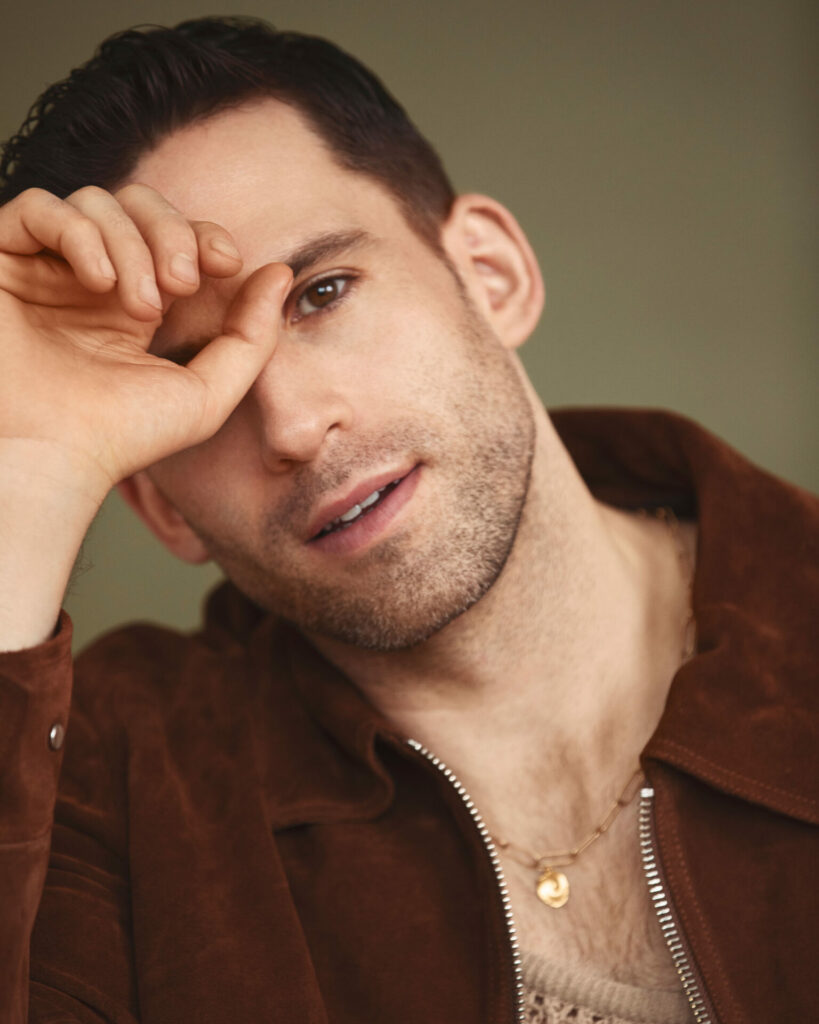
left=536, top=866, right=570, bottom=908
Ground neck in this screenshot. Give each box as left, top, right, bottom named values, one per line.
left=307, top=399, right=695, bottom=841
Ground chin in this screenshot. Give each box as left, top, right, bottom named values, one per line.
left=236, top=473, right=529, bottom=653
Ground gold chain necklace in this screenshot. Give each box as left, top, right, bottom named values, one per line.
left=492, top=766, right=645, bottom=908
left=489, top=507, right=695, bottom=909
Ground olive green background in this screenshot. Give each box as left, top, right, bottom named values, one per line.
left=1, top=0, right=816, bottom=651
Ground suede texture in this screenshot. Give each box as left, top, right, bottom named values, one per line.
left=0, top=408, right=816, bottom=1023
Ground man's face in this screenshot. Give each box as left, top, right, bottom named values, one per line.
left=132, top=100, right=536, bottom=650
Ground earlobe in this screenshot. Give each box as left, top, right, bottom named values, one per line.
left=440, top=194, right=545, bottom=349
left=118, top=473, right=211, bottom=565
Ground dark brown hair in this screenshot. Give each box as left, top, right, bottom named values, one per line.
left=0, top=16, right=455, bottom=247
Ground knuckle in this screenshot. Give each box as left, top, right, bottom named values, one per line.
left=114, top=181, right=159, bottom=205
left=16, top=187, right=57, bottom=213
left=114, top=183, right=193, bottom=250
left=68, top=184, right=111, bottom=205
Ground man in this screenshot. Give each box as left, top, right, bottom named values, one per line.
left=0, top=16, right=815, bottom=1024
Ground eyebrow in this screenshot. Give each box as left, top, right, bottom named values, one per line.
left=154, top=228, right=374, bottom=363
left=279, top=228, right=373, bottom=278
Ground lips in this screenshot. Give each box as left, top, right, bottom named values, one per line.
left=306, top=465, right=416, bottom=542
left=313, top=478, right=404, bottom=539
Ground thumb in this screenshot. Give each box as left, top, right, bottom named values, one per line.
left=181, top=262, right=293, bottom=445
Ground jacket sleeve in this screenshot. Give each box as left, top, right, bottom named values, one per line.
left=0, top=615, right=139, bottom=1023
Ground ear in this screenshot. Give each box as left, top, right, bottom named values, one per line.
left=440, top=194, right=545, bottom=348
left=118, top=472, right=211, bottom=565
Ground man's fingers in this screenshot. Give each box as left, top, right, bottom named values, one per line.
left=68, top=185, right=174, bottom=320
left=114, top=182, right=209, bottom=297
left=191, top=221, right=244, bottom=278
left=0, top=188, right=118, bottom=294
left=114, top=186, right=245, bottom=289
left=220, top=262, right=294, bottom=351
left=180, top=263, right=293, bottom=445
left=0, top=251, right=85, bottom=307
left=0, top=186, right=246, bottom=324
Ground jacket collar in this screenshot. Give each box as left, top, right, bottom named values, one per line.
left=203, top=408, right=819, bottom=829
left=552, top=408, right=818, bottom=825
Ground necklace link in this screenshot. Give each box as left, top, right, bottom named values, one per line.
left=493, top=765, right=644, bottom=874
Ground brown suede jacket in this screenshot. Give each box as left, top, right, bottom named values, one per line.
left=1, top=409, right=816, bottom=1024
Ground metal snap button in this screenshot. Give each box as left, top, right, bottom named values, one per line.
left=48, top=722, right=65, bottom=751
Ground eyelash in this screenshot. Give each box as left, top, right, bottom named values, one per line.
left=289, top=273, right=357, bottom=324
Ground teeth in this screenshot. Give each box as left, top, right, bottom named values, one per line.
left=337, top=486, right=384, bottom=523
left=316, top=478, right=403, bottom=539
left=359, top=489, right=381, bottom=509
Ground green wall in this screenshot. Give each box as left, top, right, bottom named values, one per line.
left=2, top=0, right=815, bottom=650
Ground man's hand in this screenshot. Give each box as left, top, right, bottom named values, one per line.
left=0, top=183, right=291, bottom=651
left=0, top=183, right=291, bottom=497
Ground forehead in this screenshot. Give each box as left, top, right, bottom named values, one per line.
left=129, top=98, right=410, bottom=266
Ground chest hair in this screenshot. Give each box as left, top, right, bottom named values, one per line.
left=500, top=803, right=680, bottom=989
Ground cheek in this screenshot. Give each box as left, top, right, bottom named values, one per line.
left=149, top=428, right=255, bottom=528
left=328, top=300, right=459, bottom=404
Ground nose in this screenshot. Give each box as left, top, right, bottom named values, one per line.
left=248, top=344, right=354, bottom=470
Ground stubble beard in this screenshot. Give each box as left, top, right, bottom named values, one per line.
left=197, top=308, right=537, bottom=652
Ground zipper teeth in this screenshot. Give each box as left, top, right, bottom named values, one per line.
left=639, top=787, right=713, bottom=1024
left=407, top=738, right=525, bottom=1023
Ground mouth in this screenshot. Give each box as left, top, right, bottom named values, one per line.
left=306, top=464, right=422, bottom=554
left=311, top=477, right=405, bottom=540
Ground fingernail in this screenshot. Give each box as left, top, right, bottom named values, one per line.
left=138, top=275, right=163, bottom=310
left=170, top=252, right=198, bottom=285
left=209, top=236, right=241, bottom=261
left=99, top=255, right=117, bottom=281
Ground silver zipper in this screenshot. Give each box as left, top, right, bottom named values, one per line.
left=639, top=786, right=714, bottom=1023
left=406, top=738, right=525, bottom=1023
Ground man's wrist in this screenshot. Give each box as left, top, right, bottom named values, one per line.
left=0, top=441, right=105, bottom=652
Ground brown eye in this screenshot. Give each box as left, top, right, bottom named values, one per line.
left=295, top=276, right=351, bottom=318
left=306, top=280, right=338, bottom=307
